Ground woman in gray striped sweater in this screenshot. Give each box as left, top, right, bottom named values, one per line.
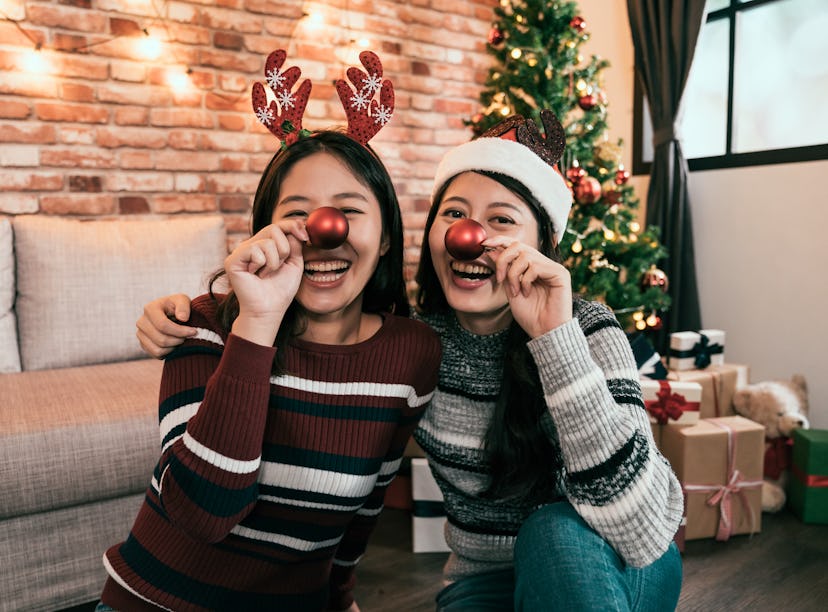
left=411, top=111, right=683, bottom=611
left=137, top=111, right=684, bottom=611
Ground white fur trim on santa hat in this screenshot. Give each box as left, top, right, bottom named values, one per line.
left=431, top=137, right=572, bottom=243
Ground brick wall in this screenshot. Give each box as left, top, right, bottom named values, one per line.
left=0, top=0, right=496, bottom=281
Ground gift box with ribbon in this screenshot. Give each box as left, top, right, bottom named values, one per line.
left=628, top=332, right=668, bottom=380
left=668, top=329, right=725, bottom=371
left=788, top=428, right=828, bottom=524
left=667, top=363, right=748, bottom=419
left=660, top=416, right=764, bottom=542
left=642, top=379, right=702, bottom=426
left=411, top=457, right=451, bottom=553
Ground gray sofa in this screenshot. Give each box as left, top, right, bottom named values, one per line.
left=0, top=215, right=227, bottom=612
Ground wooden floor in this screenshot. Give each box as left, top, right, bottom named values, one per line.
left=63, top=507, right=827, bottom=612
left=354, top=507, right=828, bottom=612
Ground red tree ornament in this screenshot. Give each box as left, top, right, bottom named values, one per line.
left=574, top=176, right=602, bottom=204
left=445, top=219, right=487, bottom=260
left=641, top=265, right=669, bottom=292
left=578, top=93, right=597, bottom=111
left=566, top=160, right=586, bottom=184
left=306, top=207, right=349, bottom=249
left=615, top=165, right=631, bottom=185
left=570, top=16, right=586, bottom=32
left=488, top=26, right=504, bottom=46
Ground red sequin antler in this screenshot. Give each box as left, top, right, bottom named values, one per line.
left=334, top=51, right=395, bottom=145
left=251, top=49, right=312, bottom=146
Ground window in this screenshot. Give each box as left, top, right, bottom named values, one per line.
left=633, top=0, right=828, bottom=174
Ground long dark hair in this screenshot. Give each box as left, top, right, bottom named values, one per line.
left=210, top=130, right=409, bottom=373
left=414, top=170, right=563, bottom=502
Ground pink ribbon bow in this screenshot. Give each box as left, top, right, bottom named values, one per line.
left=683, top=419, right=763, bottom=541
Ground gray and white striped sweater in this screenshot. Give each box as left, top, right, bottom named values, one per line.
left=413, top=299, right=683, bottom=581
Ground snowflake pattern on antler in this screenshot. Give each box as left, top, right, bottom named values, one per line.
left=251, top=49, right=312, bottom=146
left=334, top=51, right=395, bottom=145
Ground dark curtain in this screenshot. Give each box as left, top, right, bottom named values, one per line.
left=626, top=0, right=706, bottom=350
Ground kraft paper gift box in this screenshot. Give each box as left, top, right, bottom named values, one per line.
left=411, top=458, right=450, bottom=553
left=668, top=329, right=725, bottom=371
left=667, top=363, right=749, bottom=419
left=788, top=428, right=828, bottom=524
left=642, top=379, right=701, bottom=451
left=660, top=416, right=764, bottom=542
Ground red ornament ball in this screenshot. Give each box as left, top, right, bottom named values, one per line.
left=578, top=93, right=598, bottom=111
left=604, top=188, right=623, bottom=205
left=570, top=16, right=586, bottom=32
left=306, top=206, right=349, bottom=250
left=574, top=176, right=602, bottom=204
left=566, top=163, right=586, bottom=184
left=488, top=26, right=504, bottom=46
left=614, top=167, right=631, bottom=185
left=641, top=265, right=669, bottom=292
left=445, top=218, right=487, bottom=261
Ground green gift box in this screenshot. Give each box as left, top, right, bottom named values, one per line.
left=788, top=429, right=828, bottom=524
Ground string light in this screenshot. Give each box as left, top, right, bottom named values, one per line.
left=646, top=312, right=659, bottom=327
left=571, top=238, right=583, bottom=253
left=136, top=30, right=162, bottom=60
left=630, top=221, right=640, bottom=233
left=21, top=45, right=48, bottom=74
left=510, top=48, right=522, bottom=59
left=166, top=68, right=191, bottom=91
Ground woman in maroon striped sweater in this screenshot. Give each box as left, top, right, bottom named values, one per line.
left=98, top=129, right=441, bottom=611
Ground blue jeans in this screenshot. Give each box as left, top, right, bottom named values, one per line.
left=436, top=502, right=682, bottom=611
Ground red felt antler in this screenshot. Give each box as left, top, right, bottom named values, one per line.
left=251, top=49, right=312, bottom=146
left=334, top=51, right=395, bottom=145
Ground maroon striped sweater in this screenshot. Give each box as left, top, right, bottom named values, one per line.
left=101, top=294, right=440, bottom=611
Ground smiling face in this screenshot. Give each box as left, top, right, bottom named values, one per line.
left=427, top=171, right=541, bottom=331
left=272, top=151, right=388, bottom=321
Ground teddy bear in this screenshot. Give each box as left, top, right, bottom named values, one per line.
left=732, top=374, right=810, bottom=513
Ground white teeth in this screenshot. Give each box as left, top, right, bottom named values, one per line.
left=304, top=260, right=349, bottom=273
left=450, top=262, right=492, bottom=275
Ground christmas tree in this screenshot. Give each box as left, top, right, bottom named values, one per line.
left=469, top=0, right=670, bottom=333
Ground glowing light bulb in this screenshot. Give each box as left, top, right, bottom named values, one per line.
left=500, top=106, right=510, bottom=116
left=635, top=319, right=647, bottom=331
left=646, top=313, right=658, bottom=327
left=632, top=311, right=644, bottom=321
left=510, top=48, right=522, bottom=59
left=356, top=37, right=370, bottom=48
left=167, top=69, right=191, bottom=91
left=306, top=10, right=324, bottom=28
left=629, top=234, right=638, bottom=243
left=571, top=239, right=583, bottom=253
left=22, top=48, right=48, bottom=74
left=630, top=222, right=640, bottom=233
left=137, top=33, right=162, bottom=60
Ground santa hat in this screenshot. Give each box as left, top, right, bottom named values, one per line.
left=431, top=111, right=572, bottom=243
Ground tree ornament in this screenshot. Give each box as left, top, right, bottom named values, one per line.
left=578, top=93, right=597, bottom=111
left=604, top=188, right=622, bottom=205
left=570, top=16, right=586, bottom=32
left=306, top=206, right=349, bottom=249
left=593, top=140, right=623, bottom=168
left=646, top=311, right=663, bottom=330
left=641, top=265, right=669, bottom=292
left=566, top=159, right=586, bottom=184
left=488, top=26, right=505, bottom=46
left=615, top=165, right=631, bottom=185
left=445, top=218, right=487, bottom=260
left=574, top=176, right=602, bottom=204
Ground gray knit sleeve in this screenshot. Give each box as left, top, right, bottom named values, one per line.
left=526, top=300, right=683, bottom=567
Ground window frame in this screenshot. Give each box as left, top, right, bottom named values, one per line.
left=632, top=0, right=828, bottom=175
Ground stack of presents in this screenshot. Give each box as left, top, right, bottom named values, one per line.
left=632, top=329, right=827, bottom=550
left=388, top=329, right=827, bottom=554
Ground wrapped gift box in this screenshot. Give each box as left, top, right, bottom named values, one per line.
left=667, top=363, right=748, bottom=419
left=642, top=379, right=702, bottom=426
left=788, top=428, right=828, bottom=524
left=660, top=416, right=764, bottom=541
left=628, top=332, right=668, bottom=380
left=669, top=329, right=725, bottom=371
left=411, top=458, right=450, bottom=553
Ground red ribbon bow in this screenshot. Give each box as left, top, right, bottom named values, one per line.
left=683, top=419, right=763, bottom=541
left=646, top=380, right=688, bottom=425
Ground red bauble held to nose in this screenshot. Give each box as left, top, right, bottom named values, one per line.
left=444, top=219, right=487, bottom=260
left=306, top=207, right=349, bottom=249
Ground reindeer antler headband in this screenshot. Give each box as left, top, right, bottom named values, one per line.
left=252, top=49, right=395, bottom=148
left=431, top=110, right=573, bottom=243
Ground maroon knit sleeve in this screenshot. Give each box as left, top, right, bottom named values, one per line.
left=156, top=295, right=277, bottom=543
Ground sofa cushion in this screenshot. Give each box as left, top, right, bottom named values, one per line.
left=0, top=218, right=21, bottom=373
left=0, top=358, right=163, bottom=519
left=13, top=214, right=227, bottom=371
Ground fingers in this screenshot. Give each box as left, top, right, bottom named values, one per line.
left=230, top=222, right=306, bottom=278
